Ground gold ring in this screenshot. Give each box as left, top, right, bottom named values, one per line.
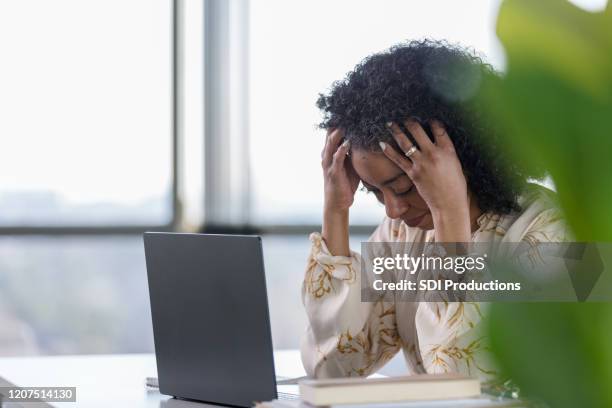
left=405, top=146, right=418, bottom=158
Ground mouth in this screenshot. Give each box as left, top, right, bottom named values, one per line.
left=401, top=212, right=428, bottom=227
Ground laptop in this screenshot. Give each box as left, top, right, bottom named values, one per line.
left=144, top=232, right=300, bottom=407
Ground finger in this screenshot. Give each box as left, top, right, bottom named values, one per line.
left=331, top=139, right=350, bottom=171
left=386, top=122, right=422, bottom=161
left=378, top=141, right=413, bottom=173
left=322, top=128, right=343, bottom=167
left=321, top=128, right=333, bottom=160
left=322, top=128, right=338, bottom=162
left=430, top=120, right=454, bottom=150
left=405, top=118, right=434, bottom=152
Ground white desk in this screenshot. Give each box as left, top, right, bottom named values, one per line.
left=0, top=351, right=305, bottom=408
left=0, top=352, right=523, bottom=408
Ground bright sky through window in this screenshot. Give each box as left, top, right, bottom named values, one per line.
left=0, top=0, right=172, bottom=225
left=249, top=0, right=505, bottom=225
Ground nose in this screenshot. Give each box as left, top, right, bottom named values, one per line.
left=383, top=192, right=409, bottom=219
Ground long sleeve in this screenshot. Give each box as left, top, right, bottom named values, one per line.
left=300, top=223, right=401, bottom=378
left=412, top=245, right=497, bottom=378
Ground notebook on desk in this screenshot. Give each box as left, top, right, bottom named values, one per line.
left=299, top=374, right=480, bottom=406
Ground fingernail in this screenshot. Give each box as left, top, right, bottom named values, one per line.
left=342, top=140, right=350, bottom=148
left=385, top=122, right=393, bottom=128
left=378, top=141, right=387, bottom=150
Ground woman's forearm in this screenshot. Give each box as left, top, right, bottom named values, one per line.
left=322, top=206, right=350, bottom=256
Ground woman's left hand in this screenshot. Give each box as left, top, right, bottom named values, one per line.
left=379, top=119, right=472, bottom=241
left=381, top=119, right=468, bottom=214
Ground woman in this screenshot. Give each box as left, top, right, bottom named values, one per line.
left=301, top=40, right=570, bottom=380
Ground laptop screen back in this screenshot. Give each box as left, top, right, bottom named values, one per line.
left=144, top=232, right=277, bottom=407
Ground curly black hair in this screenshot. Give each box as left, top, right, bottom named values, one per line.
left=317, top=39, right=543, bottom=214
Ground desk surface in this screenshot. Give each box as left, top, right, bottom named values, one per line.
left=0, top=352, right=522, bottom=408
left=0, top=351, right=305, bottom=408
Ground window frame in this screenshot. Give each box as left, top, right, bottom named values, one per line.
left=199, top=0, right=376, bottom=235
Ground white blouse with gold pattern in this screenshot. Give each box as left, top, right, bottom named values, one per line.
left=300, top=184, right=570, bottom=379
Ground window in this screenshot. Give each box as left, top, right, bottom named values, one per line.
left=249, top=0, right=504, bottom=225
left=0, top=0, right=173, bottom=227
left=0, top=0, right=173, bottom=356
left=0, top=0, right=512, bottom=356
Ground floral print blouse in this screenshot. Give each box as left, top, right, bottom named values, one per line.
left=300, top=184, right=570, bottom=379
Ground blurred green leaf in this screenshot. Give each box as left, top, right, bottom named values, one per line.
left=488, top=303, right=612, bottom=407
left=479, top=1, right=612, bottom=407
left=481, top=0, right=612, bottom=241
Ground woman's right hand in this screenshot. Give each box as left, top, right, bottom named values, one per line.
left=321, top=128, right=360, bottom=212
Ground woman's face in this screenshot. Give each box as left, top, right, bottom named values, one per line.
left=350, top=147, right=434, bottom=230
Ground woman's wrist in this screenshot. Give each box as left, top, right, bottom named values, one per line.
left=323, top=203, right=349, bottom=217
left=431, top=205, right=471, bottom=243
left=428, top=193, right=469, bottom=216
left=322, top=206, right=350, bottom=256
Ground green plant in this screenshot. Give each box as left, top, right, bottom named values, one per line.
left=479, top=1, right=612, bottom=406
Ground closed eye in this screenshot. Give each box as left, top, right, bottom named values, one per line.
left=394, top=184, right=415, bottom=196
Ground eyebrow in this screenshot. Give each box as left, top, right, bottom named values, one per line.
left=362, top=173, right=407, bottom=190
